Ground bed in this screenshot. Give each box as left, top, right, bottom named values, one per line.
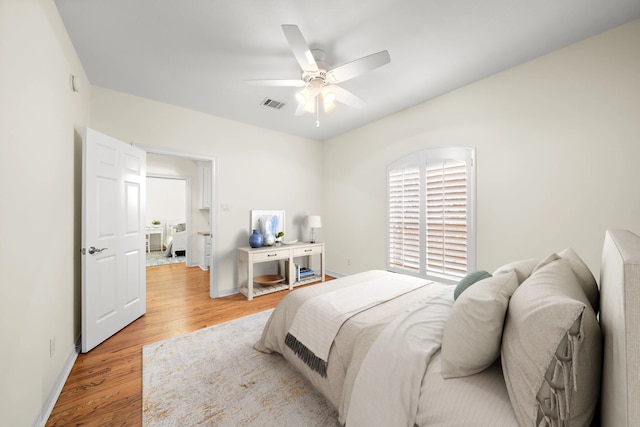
left=254, top=229, right=640, bottom=426
left=164, top=220, right=187, bottom=257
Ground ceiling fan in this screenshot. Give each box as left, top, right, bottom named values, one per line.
left=246, top=25, right=391, bottom=125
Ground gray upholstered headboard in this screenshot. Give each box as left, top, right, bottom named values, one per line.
left=599, top=230, right=640, bottom=427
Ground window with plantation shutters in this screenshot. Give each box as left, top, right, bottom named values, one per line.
left=388, top=166, right=421, bottom=272
left=387, top=148, right=475, bottom=283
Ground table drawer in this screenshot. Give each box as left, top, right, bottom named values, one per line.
left=293, top=245, right=322, bottom=257
left=252, top=249, right=289, bottom=262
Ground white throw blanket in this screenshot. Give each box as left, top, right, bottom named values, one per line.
left=346, top=286, right=454, bottom=426
left=285, top=271, right=431, bottom=377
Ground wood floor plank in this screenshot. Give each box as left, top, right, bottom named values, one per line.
left=46, top=263, right=332, bottom=426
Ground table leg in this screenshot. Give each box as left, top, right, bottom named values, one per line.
left=237, top=258, right=242, bottom=296
left=247, top=259, right=254, bottom=301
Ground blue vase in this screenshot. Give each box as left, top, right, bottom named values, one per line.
left=249, top=229, right=263, bottom=248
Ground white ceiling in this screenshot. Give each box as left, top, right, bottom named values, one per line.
left=54, top=0, right=640, bottom=141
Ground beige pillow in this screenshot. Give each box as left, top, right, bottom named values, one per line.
left=532, top=252, right=560, bottom=273
left=441, top=271, right=519, bottom=378
left=492, top=257, right=540, bottom=284
left=501, top=258, right=601, bottom=427
left=558, top=247, right=599, bottom=313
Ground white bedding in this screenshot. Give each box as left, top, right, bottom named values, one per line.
left=164, top=221, right=187, bottom=257
left=346, top=290, right=452, bottom=426
left=285, top=271, right=430, bottom=377
left=254, top=270, right=517, bottom=426
left=418, top=352, right=517, bottom=426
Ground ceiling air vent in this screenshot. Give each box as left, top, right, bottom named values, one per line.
left=261, top=98, right=285, bottom=110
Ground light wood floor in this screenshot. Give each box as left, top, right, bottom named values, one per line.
left=46, top=264, right=333, bottom=426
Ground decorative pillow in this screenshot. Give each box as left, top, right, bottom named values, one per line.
left=501, top=258, right=602, bottom=427
left=492, top=257, right=540, bottom=284
left=558, top=247, right=599, bottom=313
left=441, top=271, right=518, bottom=378
left=532, top=252, right=561, bottom=273
left=454, top=270, right=492, bottom=300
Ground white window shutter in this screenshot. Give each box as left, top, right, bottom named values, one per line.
left=425, top=159, right=468, bottom=278
left=388, top=166, right=421, bottom=272
left=387, top=147, right=475, bottom=283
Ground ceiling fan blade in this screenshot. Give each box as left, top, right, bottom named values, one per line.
left=326, top=50, right=390, bottom=83
left=329, top=85, right=366, bottom=109
left=282, top=24, right=319, bottom=73
left=294, top=103, right=306, bottom=116
left=244, top=79, right=305, bottom=87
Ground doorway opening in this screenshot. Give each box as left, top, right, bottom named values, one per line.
left=146, top=174, right=189, bottom=266
left=141, top=146, right=218, bottom=298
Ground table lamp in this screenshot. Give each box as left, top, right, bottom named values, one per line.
left=305, top=215, right=322, bottom=243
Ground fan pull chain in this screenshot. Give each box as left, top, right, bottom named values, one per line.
left=316, top=94, right=320, bottom=127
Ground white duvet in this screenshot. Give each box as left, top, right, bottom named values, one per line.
left=346, top=291, right=452, bottom=426
left=254, top=270, right=453, bottom=425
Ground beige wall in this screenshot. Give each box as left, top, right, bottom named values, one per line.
left=323, top=19, right=640, bottom=279
left=0, top=0, right=90, bottom=425
left=89, top=87, right=324, bottom=295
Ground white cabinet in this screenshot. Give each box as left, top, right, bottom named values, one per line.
left=197, top=161, right=211, bottom=209
left=198, top=232, right=211, bottom=270
left=146, top=227, right=163, bottom=251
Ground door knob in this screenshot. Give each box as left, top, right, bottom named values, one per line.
left=87, top=246, right=108, bottom=255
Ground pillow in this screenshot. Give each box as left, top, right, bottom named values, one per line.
left=454, top=270, right=492, bottom=300
left=492, top=257, right=540, bottom=284
left=558, top=247, right=599, bottom=313
left=441, top=271, right=518, bottom=378
left=532, top=252, right=561, bottom=273
left=529, top=249, right=600, bottom=313
left=501, top=258, right=602, bottom=427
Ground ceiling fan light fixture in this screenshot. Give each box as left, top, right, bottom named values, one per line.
left=322, top=91, right=336, bottom=104
left=321, top=88, right=336, bottom=112
left=323, top=101, right=336, bottom=113
left=295, top=87, right=320, bottom=113
left=295, top=88, right=309, bottom=106
left=304, top=95, right=316, bottom=113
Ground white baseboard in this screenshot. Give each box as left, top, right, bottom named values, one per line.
left=32, top=337, right=80, bottom=427
left=218, top=287, right=238, bottom=298
left=326, top=269, right=346, bottom=278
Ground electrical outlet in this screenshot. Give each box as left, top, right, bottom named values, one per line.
left=49, top=338, right=55, bottom=357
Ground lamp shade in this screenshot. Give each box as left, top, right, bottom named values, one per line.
left=306, top=215, right=322, bottom=229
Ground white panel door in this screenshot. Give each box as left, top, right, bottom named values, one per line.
left=82, top=128, right=146, bottom=353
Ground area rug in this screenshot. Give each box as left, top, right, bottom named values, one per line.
left=146, top=250, right=186, bottom=267
left=142, top=309, right=340, bottom=426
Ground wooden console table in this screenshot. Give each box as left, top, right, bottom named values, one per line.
left=237, top=242, right=325, bottom=300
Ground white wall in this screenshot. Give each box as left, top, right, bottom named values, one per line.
left=0, top=1, right=90, bottom=425
left=89, top=87, right=324, bottom=295
left=147, top=177, right=186, bottom=229
left=323, top=19, right=640, bottom=279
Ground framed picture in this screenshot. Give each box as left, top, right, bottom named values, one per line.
left=250, top=210, right=285, bottom=238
